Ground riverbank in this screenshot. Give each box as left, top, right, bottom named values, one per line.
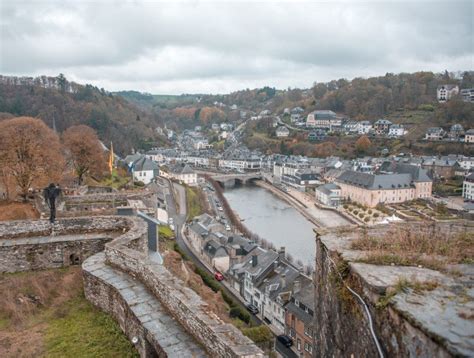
left=254, top=180, right=353, bottom=228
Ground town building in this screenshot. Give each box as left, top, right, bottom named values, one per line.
left=128, top=156, right=159, bottom=185
left=448, top=124, right=464, bottom=141
left=437, top=84, right=459, bottom=102
left=461, top=88, right=474, bottom=103
left=425, top=127, right=446, bottom=141
left=357, top=121, right=372, bottom=134
left=167, top=164, right=197, bottom=186
left=281, top=170, right=321, bottom=191
left=315, top=183, right=341, bottom=207
left=463, top=173, right=474, bottom=201
left=276, top=126, right=290, bottom=138
left=373, top=119, right=392, bottom=135
left=388, top=124, right=406, bottom=137
left=307, top=129, right=326, bottom=142
left=465, top=129, right=474, bottom=143
left=285, top=277, right=315, bottom=358
left=306, top=110, right=342, bottom=130
left=335, top=163, right=432, bottom=207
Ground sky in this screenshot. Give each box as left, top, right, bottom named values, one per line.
left=1, top=0, right=473, bottom=94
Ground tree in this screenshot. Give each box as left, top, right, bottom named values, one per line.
left=62, top=125, right=107, bottom=185
left=355, top=135, right=372, bottom=154
left=0, top=117, right=64, bottom=200
left=57, top=73, right=67, bottom=93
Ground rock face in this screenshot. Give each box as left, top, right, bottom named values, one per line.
left=314, top=228, right=474, bottom=358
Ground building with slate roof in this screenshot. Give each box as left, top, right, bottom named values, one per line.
left=335, top=163, right=432, bottom=207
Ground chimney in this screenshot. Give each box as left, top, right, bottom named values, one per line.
left=278, top=246, right=286, bottom=260
left=293, top=280, right=300, bottom=294
left=252, top=255, right=258, bottom=267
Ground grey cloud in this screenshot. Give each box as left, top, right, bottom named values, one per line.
left=0, top=0, right=472, bottom=93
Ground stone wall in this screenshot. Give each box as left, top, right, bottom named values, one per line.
left=314, top=231, right=467, bottom=357
left=0, top=216, right=129, bottom=273
left=104, top=218, right=265, bottom=358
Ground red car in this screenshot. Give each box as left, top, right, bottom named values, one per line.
left=214, top=272, right=224, bottom=281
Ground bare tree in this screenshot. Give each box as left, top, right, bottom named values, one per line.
left=0, top=117, right=64, bottom=201
left=63, top=125, right=107, bottom=185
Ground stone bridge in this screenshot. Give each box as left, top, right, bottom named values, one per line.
left=208, top=172, right=263, bottom=188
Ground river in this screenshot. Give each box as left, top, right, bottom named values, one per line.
left=223, top=184, right=316, bottom=266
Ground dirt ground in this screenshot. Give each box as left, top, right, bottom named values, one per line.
left=0, top=201, right=40, bottom=221
left=163, top=249, right=231, bottom=322
left=0, top=267, right=82, bottom=357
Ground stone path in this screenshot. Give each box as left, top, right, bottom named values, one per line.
left=83, top=253, right=208, bottom=357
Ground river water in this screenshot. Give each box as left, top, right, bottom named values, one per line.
left=223, top=185, right=316, bottom=266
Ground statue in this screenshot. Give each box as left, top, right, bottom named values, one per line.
left=43, top=183, right=61, bottom=223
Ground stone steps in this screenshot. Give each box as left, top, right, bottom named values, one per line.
left=83, top=252, right=208, bottom=357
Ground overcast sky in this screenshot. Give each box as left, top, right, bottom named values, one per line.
left=1, top=0, right=472, bottom=94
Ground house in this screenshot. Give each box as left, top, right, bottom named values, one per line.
left=388, top=124, right=406, bottom=137
left=168, top=164, right=197, bottom=186
left=227, top=248, right=279, bottom=303
left=419, top=157, right=458, bottom=179
left=291, top=107, right=304, bottom=114
left=465, top=129, right=474, bottom=143
left=283, top=108, right=291, bottom=115
left=437, top=84, right=459, bottom=102
left=285, top=277, right=315, bottom=358
left=306, top=110, right=341, bottom=129
left=462, top=173, right=474, bottom=201
left=461, top=88, right=474, bottom=103
left=335, top=163, right=432, bottom=207
left=260, top=110, right=271, bottom=117
left=343, top=120, right=359, bottom=134
left=307, top=129, right=326, bottom=142
left=211, top=123, right=220, bottom=131
left=256, top=257, right=300, bottom=334
left=373, top=119, right=392, bottom=135
left=448, top=124, right=464, bottom=141
left=131, top=156, right=159, bottom=185
left=202, top=238, right=230, bottom=272
left=357, top=121, right=372, bottom=134
left=276, top=126, right=290, bottom=138
left=290, top=113, right=301, bottom=123
left=315, top=183, right=341, bottom=207
left=425, top=127, right=446, bottom=141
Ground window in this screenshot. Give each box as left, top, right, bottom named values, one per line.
left=304, top=342, right=313, bottom=353
left=304, top=326, right=313, bottom=337
left=297, top=339, right=301, bottom=351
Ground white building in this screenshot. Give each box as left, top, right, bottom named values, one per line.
left=306, top=110, right=341, bottom=129
left=276, top=126, right=290, bottom=137
left=465, top=129, right=474, bottom=143
left=168, top=164, right=197, bottom=186
left=357, top=121, right=373, bottom=134
left=315, top=183, right=341, bottom=207
left=437, top=84, right=459, bottom=102
left=131, top=157, right=159, bottom=185
left=461, top=88, right=474, bottom=103
left=388, top=124, right=406, bottom=137
left=463, top=173, right=474, bottom=201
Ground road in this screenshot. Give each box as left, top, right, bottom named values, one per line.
left=164, top=180, right=262, bottom=327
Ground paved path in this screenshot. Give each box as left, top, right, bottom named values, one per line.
left=83, top=252, right=208, bottom=357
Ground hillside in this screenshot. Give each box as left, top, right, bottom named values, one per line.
left=0, top=75, right=169, bottom=155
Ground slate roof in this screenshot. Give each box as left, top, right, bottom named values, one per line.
left=378, top=162, right=432, bottom=182
left=337, top=170, right=414, bottom=190
left=256, top=262, right=300, bottom=301
left=203, top=239, right=228, bottom=259
left=133, top=157, right=159, bottom=172
left=316, top=183, right=340, bottom=195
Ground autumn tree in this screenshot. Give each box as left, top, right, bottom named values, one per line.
left=0, top=117, right=64, bottom=200
left=355, top=135, right=372, bottom=154
left=62, top=125, right=107, bottom=185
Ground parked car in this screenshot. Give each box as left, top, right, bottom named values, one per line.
left=277, top=335, right=293, bottom=347
left=214, top=272, right=224, bottom=281
left=246, top=303, right=259, bottom=314
left=225, top=225, right=231, bottom=231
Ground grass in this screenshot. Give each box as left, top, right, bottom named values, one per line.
left=352, top=225, right=474, bottom=270
left=98, top=169, right=131, bottom=189
left=45, top=295, right=138, bottom=358
left=185, top=186, right=205, bottom=220
left=376, top=278, right=440, bottom=309
left=159, top=225, right=175, bottom=240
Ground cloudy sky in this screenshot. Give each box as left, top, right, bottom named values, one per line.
left=1, top=0, right=472, bottom=94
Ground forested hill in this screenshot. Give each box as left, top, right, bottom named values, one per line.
left=0, top=75, right=167, bottom=155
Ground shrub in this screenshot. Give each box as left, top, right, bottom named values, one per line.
left=221, top=291, right=236, bottom=308
left=364, top=217, right=370, bottom=222
left=173, top=243, right=189, bottom=261
left=359, top=213, right=364, bottom=219
left=194, top=267, right=220, bottom=292
left=229, top=307, right=250, bottom=324
left=242, top=325, right=273, bottom=344
left=343, top=204, right=348, bottom=209
left=353, top=210, right=359, bottom=215
left=368, top=209, right=373, bottom=215
left=373, top=213, right=379, bottom=218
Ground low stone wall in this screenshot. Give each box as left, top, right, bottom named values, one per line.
left=0, top=217, right=129, bottom=273
left=104, top=219, right=265, bottom=358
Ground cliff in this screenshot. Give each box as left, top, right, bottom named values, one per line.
left=314, top=223, right=474, bottom=357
